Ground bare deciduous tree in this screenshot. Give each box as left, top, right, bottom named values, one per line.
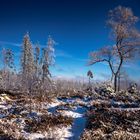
left=89, top=46, right=115, bottom=82
left=89, top=6, right=140, bottom=92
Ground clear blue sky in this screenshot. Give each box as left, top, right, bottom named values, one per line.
left=0, top=0, right=140, bottom=81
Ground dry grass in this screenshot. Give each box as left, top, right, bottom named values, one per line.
left=81, top=107, right=140, bottom=140
left=25, top=114, right=73, bottom=133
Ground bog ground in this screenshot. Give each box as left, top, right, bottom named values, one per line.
left=0, top=84, right=140, bottom=140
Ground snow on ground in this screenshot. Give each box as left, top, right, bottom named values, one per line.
left=46, top=126, right=72, bottom=140
left=10, top=97, right=87, bottom=140
left=68, top=107, right=86, bottom=140
left=1, top=93, right=140, bottom=140
left=0, top=104, right=7, bottom=109
left=60, top=110, right=82, bottom=118
left=109, top=107, right=140, bottom=111
left=23, top=125, right=72, bottom=140
left=47, top=99, right=62, bottom=108
left=0, top=102, right=12, bottom=110
left=54, top=106, right=86, bottom=140
left=47, top=98, right=87, bottom=140
left=23, top=132, right=45, bottom=140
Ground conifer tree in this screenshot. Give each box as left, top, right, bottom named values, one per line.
left=21, top=32, right=35, bottom=113
left=3, top=48, right=14, bottom=70
left=41, top=36, right=55, bottom=82
left=21, top=32, right=35, bottom=87
left=34, top=43, right=40, bottom=78
left=87, top=70, right=93, bottom=86
left=2, top=48, right=15, bottom=90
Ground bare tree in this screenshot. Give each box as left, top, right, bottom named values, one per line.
left=89, top=46, right=115, bottom=82
left=108, top=6, right=140, bottom=92
left=118, top=70, right=128, bottom=91
left=89, top=6, right=140, bottom=92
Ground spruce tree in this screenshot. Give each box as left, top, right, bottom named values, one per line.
left=21, top=32, right=35, bottom=86
left=41, top=35, right=55, bottom=82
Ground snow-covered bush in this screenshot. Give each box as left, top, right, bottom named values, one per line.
left=81, top=108, right=140, bottom=140
left=128, top=83, right=138, bottom=94
left=95, top=82, right=114, bottom=96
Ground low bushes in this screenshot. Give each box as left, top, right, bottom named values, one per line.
left=81, top=108, right=140, bottom=140
left=25, top=114, right=73, bottom=133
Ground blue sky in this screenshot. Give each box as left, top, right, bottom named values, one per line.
left=0, top=0, right=140, bottom=81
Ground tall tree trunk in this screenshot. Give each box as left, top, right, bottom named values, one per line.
left=114, top=57, right=123, bottom=92
left=108, top=60, right=115, bottom=84
left=89, top=77, right=90, bottom=86
left=114, top=73, right=118, bottom=92
left=111, top=72, right=114, bottom=83
left=118, top=74, right=120, bottom=91
left=29, top=85, right=32, bottom=114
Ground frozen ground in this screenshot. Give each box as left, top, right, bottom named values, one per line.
left=69, top=107, right=86, bottom=140
left=47, top=98, right=88, bottom=140
left=0, top=94, right=89, bottom=140
left=1, top=91, right=140, bottom=140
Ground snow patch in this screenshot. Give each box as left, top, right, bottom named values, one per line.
left=61, top=110, right=82, bottom=118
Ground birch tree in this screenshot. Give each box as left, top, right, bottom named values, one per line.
left=89, top=6, right=140, bottom=92
left=89, top=46, right=115, bottom=82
